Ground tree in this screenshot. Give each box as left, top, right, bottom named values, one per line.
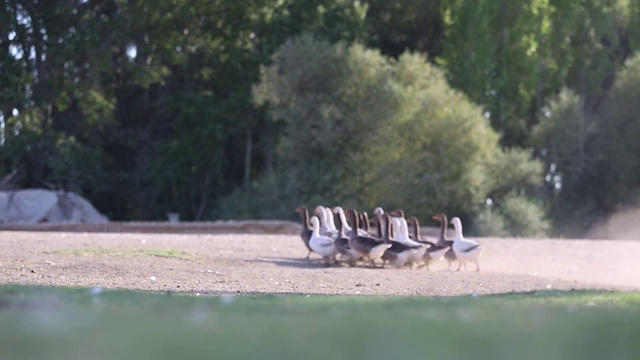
left=439, top=0, right=632, bottom=147
left=0, top=0, right=370, bottom=220
left=364, top=0, right=444, bottom=60
left=235, top=36, right=547, bottom=235
left=534, top=54, right=640, bottom=236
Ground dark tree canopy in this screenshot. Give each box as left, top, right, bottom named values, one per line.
left=1, top=0, right=639, bottom=237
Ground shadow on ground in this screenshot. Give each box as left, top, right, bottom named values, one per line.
left=248, top=256, right=390, bottom=270
left=247, top=256, right=334, bottom=269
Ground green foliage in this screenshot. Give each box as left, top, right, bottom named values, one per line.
left=486, top=148, right=545, bottom=199
left=1, top=0, right=638, bottom=236
left=234, top=37, right=546, bottom=232
left=364, top=0, right=445, bottom=59
left=630, top=1, right=640, bottom=53
left=0, top=0, right=369, bottom=220
left=439, top=0, right=631, bottom=147
left=440, top=0, right=558, bottom=146
left=499, top=193, right=550, bottom=237
left=473, top=207, right=509, bottom=237
left=533, top=53, right=640, bottom=236
left=596, top=54, right=640, bottom=208
left=361, top=52, right=499, bottom=219
left=253, top=34, right=395, bottom=207
left=474, top=193, right=550, bottom=238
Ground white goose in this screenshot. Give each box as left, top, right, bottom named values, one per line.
left=309, top=216, right=338, bottom=264
left=313, top=206, right=338, bottom=238
left=322, top=206, right=339, bottom=233
left=390, top=217, right=428, bottom=267
left=450, top=217, right=483, bottom=272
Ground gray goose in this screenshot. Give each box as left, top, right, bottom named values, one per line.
left=333, top=206, right=369, bottom=237
left=378, top=213, right=416, bottom=268
left=407, top=216, right=449, bottom=270
left=359, top=211, right=372, bottom=235
left=333, top=210, right=362, bottom=266
left=344, top=209, right=391, bottom=268
left=294, top=206, right=313, bottom=259
left=432, top=213, right=457, bottom=270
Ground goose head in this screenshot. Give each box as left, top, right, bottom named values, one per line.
left=313, top=206, right=325, bottom=217
left=389, top=209, right=405, bottom=218
left=294, top=206, right=311, bottom=228
left=373, top=207, right=385, bottom=216
left=432, top=213, right=448, bottom=223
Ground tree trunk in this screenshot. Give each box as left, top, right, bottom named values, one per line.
left=195, top=171, right=212, bottom=221
left=244, top=126, right=252, bottom=186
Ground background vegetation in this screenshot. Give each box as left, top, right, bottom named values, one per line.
left=1, top=0, right=640, bottom=237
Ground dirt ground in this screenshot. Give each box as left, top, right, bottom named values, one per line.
left=0, top=231, right=638, bottom=296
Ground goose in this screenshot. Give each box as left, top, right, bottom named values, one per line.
left=309, top=216, right=338, bottom=265
left=333, top=206, right=369, bottom=237
left=359, top=211, right=372, bottom=234
left=373, top=207, right=385, bottom=216
left=407, top=217, right=449, bottom=270
left=344, top=209, right=391, bottom=268
left=450, top=217, right=483, bottom=272
left=323, top=206, right=339, bottom=233
left=333, top=211, right=362, bottom=266
left=379, top=213, right=417, bottom=268
left=389, top=209, right=405, bottom=218
left=432, top=213, right=457, bottom=270
left=294, top=206, right=314, bottom=259
left=370, top=214, right=380, bottom=236
left=389, top=215, right=428, bottom=268
left=313, top=206, right=338, bottom=238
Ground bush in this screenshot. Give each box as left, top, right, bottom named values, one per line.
left=473, top=207, right=508, bottom=237
left=240, top=36, right=548, bottom=227
left=499, top=194, right=550, bottom=237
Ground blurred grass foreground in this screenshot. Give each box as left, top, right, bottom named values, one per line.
left=0, top=285, right=639, bottom=360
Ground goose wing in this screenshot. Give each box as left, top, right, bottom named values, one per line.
left=455, top=238, right=480, bottom=253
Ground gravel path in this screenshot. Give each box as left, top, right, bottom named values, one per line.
left=0, top=231, right=638, bottom=296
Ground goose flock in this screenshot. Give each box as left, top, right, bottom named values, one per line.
left=294, top=206, right=483, bottom=271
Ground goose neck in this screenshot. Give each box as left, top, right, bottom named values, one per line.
left=453, top=220, right=463, bottom=239
left=302, top=208, right=311, bottom=229
left=409, top=217, right=420, bottom=239
left=438, top=217, right=448, bottom=242
left=338, top=208, right=352, bottom=231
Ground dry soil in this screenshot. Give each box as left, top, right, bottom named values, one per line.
left=1, top=231, right=638, bottom=296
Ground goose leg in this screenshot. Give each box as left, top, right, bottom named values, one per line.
left=305, top=250, right=311, bottom=259
left=475, top=260, right=480, bottom=272
left=457, top=262, right=462, bottom=271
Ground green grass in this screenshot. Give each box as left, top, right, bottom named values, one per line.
left=48, top=248, right=195, bottom=260
left=1, top=285, right=639, bottom=360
